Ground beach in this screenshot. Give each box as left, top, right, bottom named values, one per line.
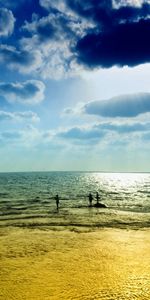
left=0, top=172, right=150, bottom=299
left=0, top=226, right=150, bottom=300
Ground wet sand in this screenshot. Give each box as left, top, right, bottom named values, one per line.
left=0, top=227, right=150, bottom=300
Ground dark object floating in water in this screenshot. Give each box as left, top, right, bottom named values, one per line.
left=93, top=202, right=107, bottom=208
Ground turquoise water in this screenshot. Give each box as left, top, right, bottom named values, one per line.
left=0, top=172, right=150, bottom=230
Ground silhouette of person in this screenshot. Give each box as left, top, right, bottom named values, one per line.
left=88, top=193, right=93, bottom=207
left=55, top=194, right=59, bottom=210
left=96, top=192, right=100, bottom=204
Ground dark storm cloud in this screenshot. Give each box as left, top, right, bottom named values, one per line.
left=76, top=19, right=150, bottom=68
left=67, top=0, right=150, bottom=68
left=67, top=1, right=150, bottom=25
left=84, top=93, right=150, bottom=118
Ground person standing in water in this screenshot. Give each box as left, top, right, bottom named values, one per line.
left=88, top=193, right=93, bottom=207
left=96, top=192, right=100, bottom=204
left=55, top=194, right=59, bottom=210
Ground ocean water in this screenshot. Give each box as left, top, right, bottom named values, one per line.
left=0, top=171, right=150, bottom=230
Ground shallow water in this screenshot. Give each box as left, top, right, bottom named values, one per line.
left=0, top=172, right=150, bottom=230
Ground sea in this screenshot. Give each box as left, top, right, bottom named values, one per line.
left=0, top=171, right=150, bottom=230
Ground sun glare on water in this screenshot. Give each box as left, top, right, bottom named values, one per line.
left=92, top=172, right=147, bottom=189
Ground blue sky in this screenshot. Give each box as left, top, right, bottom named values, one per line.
left=0, top=0, right=150, bottom=172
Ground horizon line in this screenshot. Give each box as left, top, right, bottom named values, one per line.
left=0, top=170, right=150, bottom=174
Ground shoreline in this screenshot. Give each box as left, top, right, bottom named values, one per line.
left=0, top=226, right=150, bottom=300
left=0, top=206, right=150, bottom=231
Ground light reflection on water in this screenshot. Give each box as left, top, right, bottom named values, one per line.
left=0, top=171, right=150, bottom=229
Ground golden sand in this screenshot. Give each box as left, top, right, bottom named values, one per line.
left=0, top=227, right=150, bottom=300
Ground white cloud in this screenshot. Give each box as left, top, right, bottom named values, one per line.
left=0, top=1, right=94, bottom=79
left=1, top=118, right=150, bottom=151
left=0, top=8, right=15, bottom=37
left=0, top=80, right=45, bottom=105
left=113, top=0, right=150, bottom=8
left=16, top=111, right=40, bottom=122
left=57, top=120, right=150, bottom=141
left=0, top=44, right=43, bottom=74
left=0, top=125, right=55, bottom=148
left=0, top=110, right=40, bottom=122
left=39, top=0, right=72, bottom=15
left=20, top=9, right=93, bottom=79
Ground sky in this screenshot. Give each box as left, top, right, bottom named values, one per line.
left=0, top=0, right=150, bottom=172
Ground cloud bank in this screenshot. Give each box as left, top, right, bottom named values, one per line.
left=57, top=120, right=150, bottom=143
left=1, top=118, right=150, bottom=150
left=83, top=93, right=150, bottom=118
